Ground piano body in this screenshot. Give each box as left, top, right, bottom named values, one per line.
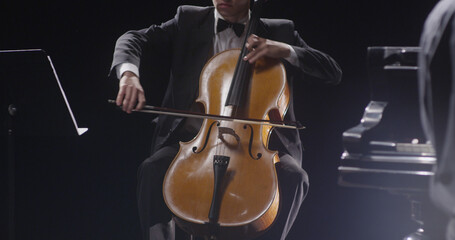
left=338, top=46, right=437, bottom=240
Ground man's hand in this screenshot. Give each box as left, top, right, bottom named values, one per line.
left=116, top=71, right=146, bottom=114
left=243, top=34, right=291, bottom=63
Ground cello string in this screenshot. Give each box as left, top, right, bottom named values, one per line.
left=221, top=0, right=259, bottom=163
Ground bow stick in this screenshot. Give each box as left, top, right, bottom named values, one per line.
left=108, top=100, right=305, bottom=130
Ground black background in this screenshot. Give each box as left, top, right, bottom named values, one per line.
left=1, top=0, right=447, bottom=239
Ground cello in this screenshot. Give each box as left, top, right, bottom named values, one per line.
left=162, top=0, right=289, bottom=239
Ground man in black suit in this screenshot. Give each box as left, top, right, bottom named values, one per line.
left=111, top=0, right=341, bottom=239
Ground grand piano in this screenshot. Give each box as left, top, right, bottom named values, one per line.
left=338, top=46, right=437, bottom=240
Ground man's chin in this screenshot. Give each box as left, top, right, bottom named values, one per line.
left=217, top=8, right=233, bottom=17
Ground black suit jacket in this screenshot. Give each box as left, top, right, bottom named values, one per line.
left=111, top=5, right=342, bottom=164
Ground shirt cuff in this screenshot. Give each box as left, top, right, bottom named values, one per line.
left=116, top=63, right=140, bottom=79
left=284, top=45, right=299, bottom=67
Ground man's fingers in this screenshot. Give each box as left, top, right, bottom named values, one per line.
left=136, top=93, right=146, bottom=110
left=244, top=34, right=268, bottom=63
left=116, top=87, right=126, bottom=106
left=116, top=72, right=146, bottom=114
left=128, top=88, right=139, bottom=113
left=248, top=47, right=267, bottom=63
left=123, top=85, right=134, bottom=113
left=116, top=86, right=145, bottom=114
left=245, top=36, right=258, bottom=51
left=244, top=42, right=267, bottom=63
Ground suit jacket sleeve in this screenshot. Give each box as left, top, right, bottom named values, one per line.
left=292, top=39, right=342, bottom=85
left=264, top=19, right=342, bottom=85
left=109, top=9, right=180, bottom=77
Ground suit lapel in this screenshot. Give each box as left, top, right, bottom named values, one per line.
left=188, top=9, right=215, bottom=62
left=184, top=9, right=216, bottom=105
left=256, top=19, right=271, bottom=39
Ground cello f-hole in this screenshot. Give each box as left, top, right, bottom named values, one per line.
left=244, top=124, right=262, bottom=160
left=192, top=121, right=219, bottom=154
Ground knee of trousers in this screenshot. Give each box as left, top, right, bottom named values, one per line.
left=293, top=167, right=309, bottom=195
left=279, top=166, right=309, bottom=198
left=137, top=158, right=167, bottom=182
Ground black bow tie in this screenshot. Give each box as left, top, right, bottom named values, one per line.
left=217, top=18, right=245, bottom=37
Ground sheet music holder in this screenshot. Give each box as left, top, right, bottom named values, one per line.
left=0, top=49, right=87, bottom=240
left=0, top=49, right=87, bottom=136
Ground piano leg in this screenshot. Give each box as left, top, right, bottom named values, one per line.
left=403, top=196, right=429, bottom=240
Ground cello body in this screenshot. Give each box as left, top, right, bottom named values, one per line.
left=163, top=49, right=289, bottom=239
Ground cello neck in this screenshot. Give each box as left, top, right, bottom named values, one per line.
left=224, top=0, right=267, bottom=109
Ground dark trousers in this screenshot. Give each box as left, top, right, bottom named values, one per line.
left=137, top=144, right=309, bottom=240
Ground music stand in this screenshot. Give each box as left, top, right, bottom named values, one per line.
left=0, top=49, right=87, bottom=240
